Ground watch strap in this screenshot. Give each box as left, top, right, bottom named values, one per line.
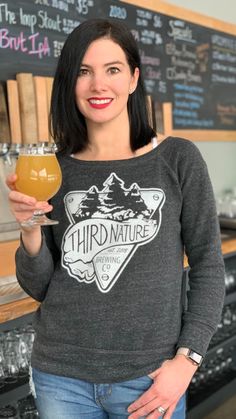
left=176, top=347, right=203, bottom=367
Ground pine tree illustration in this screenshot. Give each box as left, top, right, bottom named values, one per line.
left=74, top=186, right=101, bottom=220
left=126, top=184, right=151, bottom=218
left=100, top=174, right=127, bottom=212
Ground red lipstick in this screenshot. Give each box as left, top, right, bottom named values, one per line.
left=88, top=97, right=113, bottom=109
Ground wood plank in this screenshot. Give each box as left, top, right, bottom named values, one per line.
left=6, top=80, right=22, bottom=145
left=171, top=130, right=236, bottom=142
left=34, top=76, right=49, bottom=143
left=45, top=77, right=54, bottom=142
left=162, top=102, right=173, bottom=136
left=0, top=297, right=39, bottom=323
left=16, top=73, right=38, bottom=145
left=146, top=95, right=155, bottom=130
left=45, top=77, right=53, bottom=113
left=0, top=240, right=19, bottom=277
left=0, top=83, right=10, bottom=144
left=222, top=237, right=236, bottom=256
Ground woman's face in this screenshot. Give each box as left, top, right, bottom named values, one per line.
left=75, top=38, right=139, bottom=127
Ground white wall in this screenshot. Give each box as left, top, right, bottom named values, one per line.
left=165, top=0, right=236, bottom=194
left=166, top=0, right=236, bottom=25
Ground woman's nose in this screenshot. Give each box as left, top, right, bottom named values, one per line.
left=90, top=73, right=107, bottom=92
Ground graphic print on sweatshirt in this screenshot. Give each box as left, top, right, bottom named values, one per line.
left=62, top=173, right=165, bottom=293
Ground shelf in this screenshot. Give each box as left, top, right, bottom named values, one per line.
left=0, top=297, right=40, bottom=324
left=187, top=376, right=236, bottom=419
left=222, top=237, right=236, bottom=257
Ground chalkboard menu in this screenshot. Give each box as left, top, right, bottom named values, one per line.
left=0, top=0, right=236, bottom=130
left=164, top=18, right=236, bottom=130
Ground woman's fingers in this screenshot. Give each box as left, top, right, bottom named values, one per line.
left=6, top=173, right=17, bottom=190
left=6, top=174, right=53, bottom=225
left=128, top=396, right=169, bottom=419
left=8, top=190, right=52, bottom=224
left=141, top=400, right=177, bottom=419
left=9, top=191, right=52, bottom=211
left=9, top=190, right=37, bottom=206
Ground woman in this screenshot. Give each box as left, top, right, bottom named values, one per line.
left=7, top=19, right=225, bottom=419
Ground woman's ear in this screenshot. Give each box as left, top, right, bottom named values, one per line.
left=129, top=67, right=140, bottom=94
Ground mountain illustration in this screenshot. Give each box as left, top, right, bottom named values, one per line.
left=73, top=173, right=151, bottom=222
left=62, top=173, right=165, bottom=292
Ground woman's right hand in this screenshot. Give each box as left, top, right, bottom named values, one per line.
left=6, top=173, right=52, bottom=225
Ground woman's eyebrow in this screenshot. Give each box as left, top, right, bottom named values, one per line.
left=104, top=61, right=124, bottom=67
left=80, top=61, right=125, bottom=68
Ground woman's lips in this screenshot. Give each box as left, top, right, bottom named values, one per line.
left=88, top=98, right=113, bottom=109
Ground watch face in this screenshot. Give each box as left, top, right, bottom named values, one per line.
left=189, top=350, right=203, bottom=365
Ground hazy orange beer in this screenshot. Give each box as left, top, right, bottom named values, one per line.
left=15, top=144, right=62, bottom=227
left=15, top=154, right=62, bottom=201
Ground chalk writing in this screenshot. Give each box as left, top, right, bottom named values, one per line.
left=0, top=3, right=16, bottom=24
left=166, top=67, right=202, bottom=83
left=174, top=117, right=214, bottom=127
left=62, top=17, right=80, bottom=34
left=136, top=18, right=148, bottom=27
left=0, top=28, right=50, bottom=58
left=53, top=39, right=64, bottom=57
left=212, top=34, right=236, bottom=51
left=76, top=0, right=94, bottom=16
left=153, top=15, right=162, bottom=29
left=109, top=5, right=127, bottom=20
left=168, top=20, right=195, bottom=43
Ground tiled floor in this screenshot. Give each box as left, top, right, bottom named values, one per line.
left=203, top=395, right=236, bottom=419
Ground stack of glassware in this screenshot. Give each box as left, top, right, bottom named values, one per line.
left=0, top=325, right=35, bottom=391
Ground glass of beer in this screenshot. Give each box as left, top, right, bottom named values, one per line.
left=15, top=143, right=62, bottom=227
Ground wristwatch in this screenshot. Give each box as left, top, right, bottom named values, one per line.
left=176, top=347, right=203, bottom=367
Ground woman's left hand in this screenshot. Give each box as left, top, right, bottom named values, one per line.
left=127, top=355, right=198, bottom=419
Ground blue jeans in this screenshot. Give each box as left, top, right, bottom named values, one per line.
left=32, top=368, right=186, bottom=419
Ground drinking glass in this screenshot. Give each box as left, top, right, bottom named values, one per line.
left=15, top=143, right=62, bottom=227
left=3, top=351, right=19, bottom=383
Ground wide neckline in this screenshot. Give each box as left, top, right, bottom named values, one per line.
left=64, top=136, right=170, bottom=167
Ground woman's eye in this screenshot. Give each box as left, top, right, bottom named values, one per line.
left=108, top=67, right=120, bottom=74
left=78, top=68, right=89, bottom=76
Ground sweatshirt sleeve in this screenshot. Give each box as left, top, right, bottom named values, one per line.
left=176, top=141, right=225, bottom=356
left=15, top=229, right=57, bottom=302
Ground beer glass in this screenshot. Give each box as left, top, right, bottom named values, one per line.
left=15, top=144, right=62, bottom=227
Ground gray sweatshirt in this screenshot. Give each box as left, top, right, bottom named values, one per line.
left=16, top=137, right=225, bottom=383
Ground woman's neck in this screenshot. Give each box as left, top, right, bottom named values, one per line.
left=77, top=118, right=134, bottom=161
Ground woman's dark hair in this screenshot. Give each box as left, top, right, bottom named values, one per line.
left=50, top=18, right=156, bottom=154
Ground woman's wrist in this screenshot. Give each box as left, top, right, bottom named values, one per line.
left=21, top=226, right=42, bottom=256
left=174, top=354, right=199, bottom=374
